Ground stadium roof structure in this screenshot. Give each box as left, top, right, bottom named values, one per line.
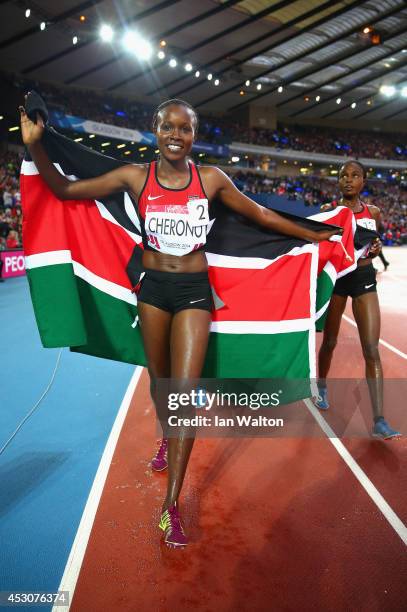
left=2, top=0, right=407, bottom=122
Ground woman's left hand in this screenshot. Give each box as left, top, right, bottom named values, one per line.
left=368, top=237, right=382, bottom=257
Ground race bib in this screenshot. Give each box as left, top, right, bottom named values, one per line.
left=356, top=217, right=376, bottom=231
left=145, top=202, right=208, bottom=256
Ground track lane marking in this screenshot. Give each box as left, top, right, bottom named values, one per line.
left=343, top=314, right=407, bottom=361
left=304, top=398, right=407, bottom=546
left=52, top=366, right=143, bottom=611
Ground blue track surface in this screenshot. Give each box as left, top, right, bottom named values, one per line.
left=0, top=277, right=135, bottom=611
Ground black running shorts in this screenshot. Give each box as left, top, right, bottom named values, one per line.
left=333, top=263, right=377, bottom=298
left=137, top=269, right=212, bottom=313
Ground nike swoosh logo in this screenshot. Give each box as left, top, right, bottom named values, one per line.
left=190, top=298, right=206, bottom=304
left=147, top=194, right=164, bottom=200
left=365, top=284, right=375, bottom=289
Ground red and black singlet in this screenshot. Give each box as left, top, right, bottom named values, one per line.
left=137, top=160, right=211, bottom=256
left=353, top=203, right=377, bottom=259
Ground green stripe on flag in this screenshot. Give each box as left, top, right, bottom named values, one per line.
left=27, top=266, right=147, bottom=365
left=203, top=331, right=312, bottom=402
left=203, top=330, right=310, bottom=378
left=27, top=264, right=87, bottom=346
left=70, top=277, right=146, bottom=365
left=316, top=269, right=335, bottom=331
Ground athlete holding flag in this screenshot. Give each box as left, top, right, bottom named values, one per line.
left=20, top=96, right=339, bottom=547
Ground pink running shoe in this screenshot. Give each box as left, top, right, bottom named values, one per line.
left=151, top=438, right=168, bottom=471
left=159, top=504, right=188, bottom=547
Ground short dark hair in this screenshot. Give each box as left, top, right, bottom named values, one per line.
left=339, top=159, right=367, bottom=179
left=152, top=98, right=199, bottom=133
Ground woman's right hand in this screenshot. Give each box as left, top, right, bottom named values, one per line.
left=19, top=100, right=44, bottom=145
left=309, top=228, right=343, bottom=243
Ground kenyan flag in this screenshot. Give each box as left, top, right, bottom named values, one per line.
left=20, top=114, right=359, bottom=386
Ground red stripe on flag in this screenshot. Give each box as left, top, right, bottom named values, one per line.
left=209, top=252, right=312, bottom=322
left=317, top=208, right=355, bottom=275
left=21, top=174, right=137, bottom=288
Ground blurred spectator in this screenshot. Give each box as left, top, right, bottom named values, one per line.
left=6, top=229, right=19, bottom=249
left=4, top=72, right=407, bottom=160
left=0, top=150, right=23, bottom=246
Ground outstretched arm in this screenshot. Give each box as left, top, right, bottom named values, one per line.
left=20, top=105, right=143, bottom=200
left=202, top=167, right=341, bottom=242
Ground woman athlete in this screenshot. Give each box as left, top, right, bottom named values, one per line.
left=314, top=160, right=400, bottom=440
left=20, top=97, right=339, bottom=547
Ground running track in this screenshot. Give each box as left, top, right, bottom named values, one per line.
left=1, top=248, right=406, bottom=611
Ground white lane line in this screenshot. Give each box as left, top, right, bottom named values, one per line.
left=343, top=314, right=407, bottom=361
left=52, top=366, right=143, bottom=611
left=303, top=398, right=407, bottom=546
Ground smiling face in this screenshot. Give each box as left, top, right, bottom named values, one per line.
left=154, top=104, right=196, bottom=161
left=338, top=162, right=365, bottom=199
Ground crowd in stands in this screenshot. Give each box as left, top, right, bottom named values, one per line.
left=1, top=142, right=405, bottom=253
left=4, top=72, right=407, bottom=161
left=229, top=170, right=407, bottom=244
left=0, top=150, right=22, bottom=251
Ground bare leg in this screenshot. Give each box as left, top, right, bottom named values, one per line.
left=318, top=294, right=348, bottom=386
left=351, top=292, right=383, bottom=419
left=162, top=308, right=211, bottom=511
left=137, top=301, right=171, bottom=425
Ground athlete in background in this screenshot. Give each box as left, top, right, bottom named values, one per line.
left=315, top=160, right=400, bottom=440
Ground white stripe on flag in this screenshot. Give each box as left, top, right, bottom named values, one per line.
left=310, top=206, right=350, bottom=223
left=94, top=199, right=142, bottom=244
left=73, top=261, right=137, bottom=305
left=210, top=319, right=311, bottom=334
left=25, top=250, right=136, bottom=306
left=25, top=250, right=72, bottom=268
left=206, top=243, right=314, bottom=270
left=21, top=160, right=77, bottom=180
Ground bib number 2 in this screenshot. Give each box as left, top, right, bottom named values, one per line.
left=187, top=198, right=209, bottom=226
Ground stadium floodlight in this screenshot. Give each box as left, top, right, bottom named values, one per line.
left=336, top=97, right=341, bottom=104
left=158, top=50, right=165, bottom=59
left=351, top=102, right=357, bottom=108
left=72, top=36, right=78, bottom=45
left=195, top=70, right=200, bottom=78
left=214, top=79, right=220, bottom=86
left=100, top=24, right=114, bottom=42
left=185, top=63, right=193, bottom=72
left=207, top=73, right=213, bottom=81
left=245, top=80, right=250, bottom=86
left=169, top=58, right=177, bottom=68
left=40, top=22, right=46, bottom=31
left=401, top=86, right=407, bottom=98
left=256, top=83, right=262, bottom=90
left=123, top=31, right=152, bottom=60
left=278, top=86, right=283, bottom=93
left=25, top=9, right=31, bottom=18
left=380, top=84, right=396, bottom=97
